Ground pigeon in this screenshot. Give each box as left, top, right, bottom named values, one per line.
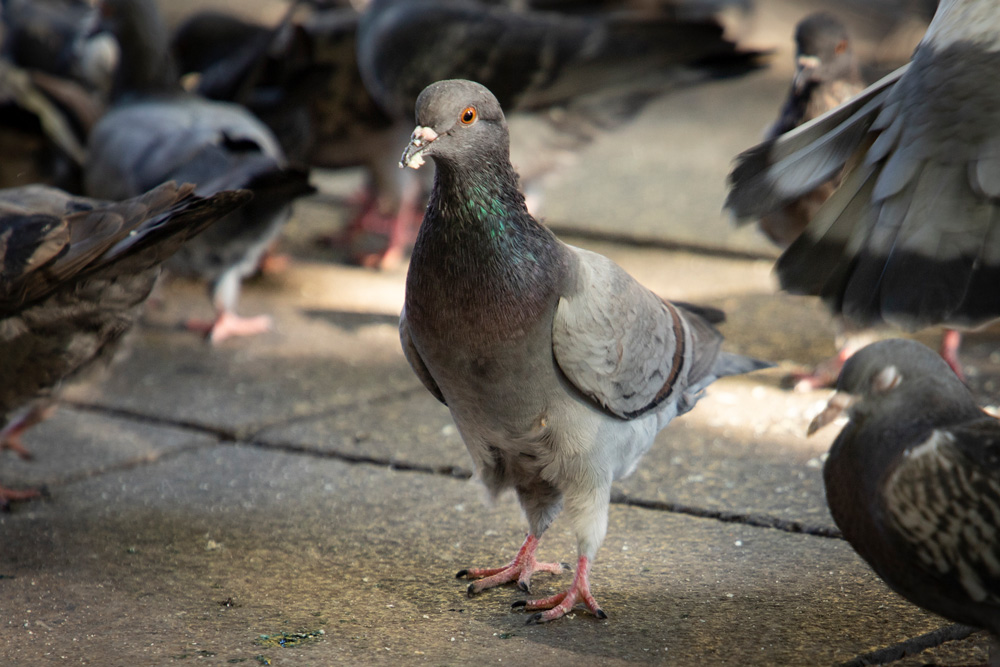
left=726, top=0, right=1000, bottom=380
left=399, top=79, right=771, bottom=622
left=0, top=181, right=250, bottom=508
left=353, top=0, right=766, bottom=268
left=86, top=0, right=315, bottom=343
left=0, top=0, right=118, bottom=190
left=810, top=338, right=1000, bottom=652
left=752, top=12, right=865, bottom=249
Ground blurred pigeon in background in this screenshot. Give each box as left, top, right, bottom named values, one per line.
left=810, top=338, right=1000, bottom=655
left=0, top=0, right=119, bottom=190
left=726, top=0, right=997, bottom=384
left=0, top=181, right=249, bottom=508
left=400, top=79, right=770, bottom=622
left=358, top=0, right=765, bottom=268
left=86, top=0, right=314, bottom=343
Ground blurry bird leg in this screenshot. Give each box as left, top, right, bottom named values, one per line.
left=186, top=270, right=272, bottom=343
left=939, top=329, right=964, bottom=381
left=457, top=533, right=565, bottom=595
left=0, top=485, right=44, bottom=510
left=0, top=403, right=58, bottom=460
left=362, top=175, right=425, bottom=270
left=512, top=555, right=606, bottom=623
left=256, top=238, right=290, bottom=275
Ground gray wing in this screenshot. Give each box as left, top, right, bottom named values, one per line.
left=726, top=64, right=907, bottom=222
left=775, top=42, right=1000, bottom=330
left=552, top=247, right=723, bottom=419
left=884, top=420, right=1000, bottom=607
left=399, top=306, right=446, bottom=406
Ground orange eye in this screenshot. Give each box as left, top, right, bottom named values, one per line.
left=460, top=107, right=477, bottom=124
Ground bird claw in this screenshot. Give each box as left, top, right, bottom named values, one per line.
left=466, top=582, right=478, bottom=597
left=455, top=569, right=469, bottom=579
left=511, top=600, right=527, bottom=609
left=517, top=581, right=531, bottom=593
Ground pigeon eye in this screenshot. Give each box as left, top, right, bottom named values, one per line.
left=460, top=107, right=477, bottom=124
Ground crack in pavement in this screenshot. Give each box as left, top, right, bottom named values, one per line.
left=58, top=397, right=845, bottom=541
left=836, top=623, right=979, bottom=667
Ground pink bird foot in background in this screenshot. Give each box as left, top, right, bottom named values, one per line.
left=938, top=329, right=964, bottom=381
left=186, top=311, right=273, bottom=343
left=457, top=534, right=566, bottom=595
left=0, top=485, right=44, bottom=511
left=512, top=555, right=606, bottom=623
left=0, top=402, right=58, bottom=461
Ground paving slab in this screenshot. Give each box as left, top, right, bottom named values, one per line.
left=0, top=407, right=215, bottom=493
left=0, top=446, right=978, bottom=666
left=58, top=265, right=417, bottom=439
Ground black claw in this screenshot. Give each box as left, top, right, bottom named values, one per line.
left=560, top=562, right=572, bottom=572
left=511, top=600, right=527, bottom=609
left=455, top=569, right=469, bottom=579
left=466, top=582, right=478, bottom=597
left=525, top=613, right=544, bottom=625
left=595, top=609, right=608, bottom=620
left=517, top=581, right=531, bottom=593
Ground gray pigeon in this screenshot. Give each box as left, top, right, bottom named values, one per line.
left=86, top=0, right=315, bottom=343
left=726, top=0, right=1000, bottom=378
left=810, top=338, right=1000, bottom=650
left=399, top=79, right=770, bottom=622
left=0, top=181, right=249, bottom=508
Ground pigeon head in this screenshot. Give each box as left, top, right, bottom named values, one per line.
left=400, top=80, right=508, bottom=170
left=808, top=339, right=964, bottom=435
left=793, top=13, right=853, bottom=92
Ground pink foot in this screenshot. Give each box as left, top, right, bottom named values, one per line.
left=1, top=403, right=58, bottom=460
left=457, top=534, right=567, bottom=595
left=0, top=484, right=44, bottom=511
left=257, top=250, right=291, bottom=276
left=186, top=311, right=273, bottom=343
left=939, top=329, right=964, bottom=381
left=788, top=347, right=852, bottom=392
left=512, top=555, right=606, bottom=623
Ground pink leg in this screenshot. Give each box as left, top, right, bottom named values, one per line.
left=1, top=403, right=58, bottom=460
left=512, top=555, right=606, bottom=623
left=789, top=346, right=852, bottom=392
left=457, top=534, right=567, bottom=595
left=0, top=485, right=44, bottom=511
left=186, top=311, right=273, bottom=344
left=939, top=329, right=964, bottom=381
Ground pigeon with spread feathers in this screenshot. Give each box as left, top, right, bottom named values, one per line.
left=726, top=0, right=1000, bottom=378
left=0, top=181, right=249, bottom=508
left=810, top=338, right=1000, bottom=653
left=400, top=79, right=770, bottom=622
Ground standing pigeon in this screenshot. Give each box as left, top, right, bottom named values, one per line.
left=726, top=0, right=1000, bottom=379
left=0, top=181, right=249, bottom=508
left=399, top=79, right=770, bottom=622
left=86, top=0, right=314, bottom=343
left=810, top=338, right=1000, bottom=651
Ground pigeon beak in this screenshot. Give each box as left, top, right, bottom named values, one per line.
left=807, top=391, right=856, bottom=436
left=793, top=55, right=821, bottom=93
left=400, top=126, right=439, bottom=170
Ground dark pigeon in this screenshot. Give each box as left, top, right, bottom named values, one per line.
left=86, top=0, right=315, bottom=343
left=352, top=0, right=767, bottom=267
left=0, top=0, right=118, bottom=190
left=399, top=79, right=771, bottom=622
left=811, top=338, right=1000, bottom=651
left=0, top=181, right=249, bottom=508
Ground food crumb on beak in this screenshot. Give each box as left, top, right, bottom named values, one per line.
left=400, top=126, right=439, bottom=170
